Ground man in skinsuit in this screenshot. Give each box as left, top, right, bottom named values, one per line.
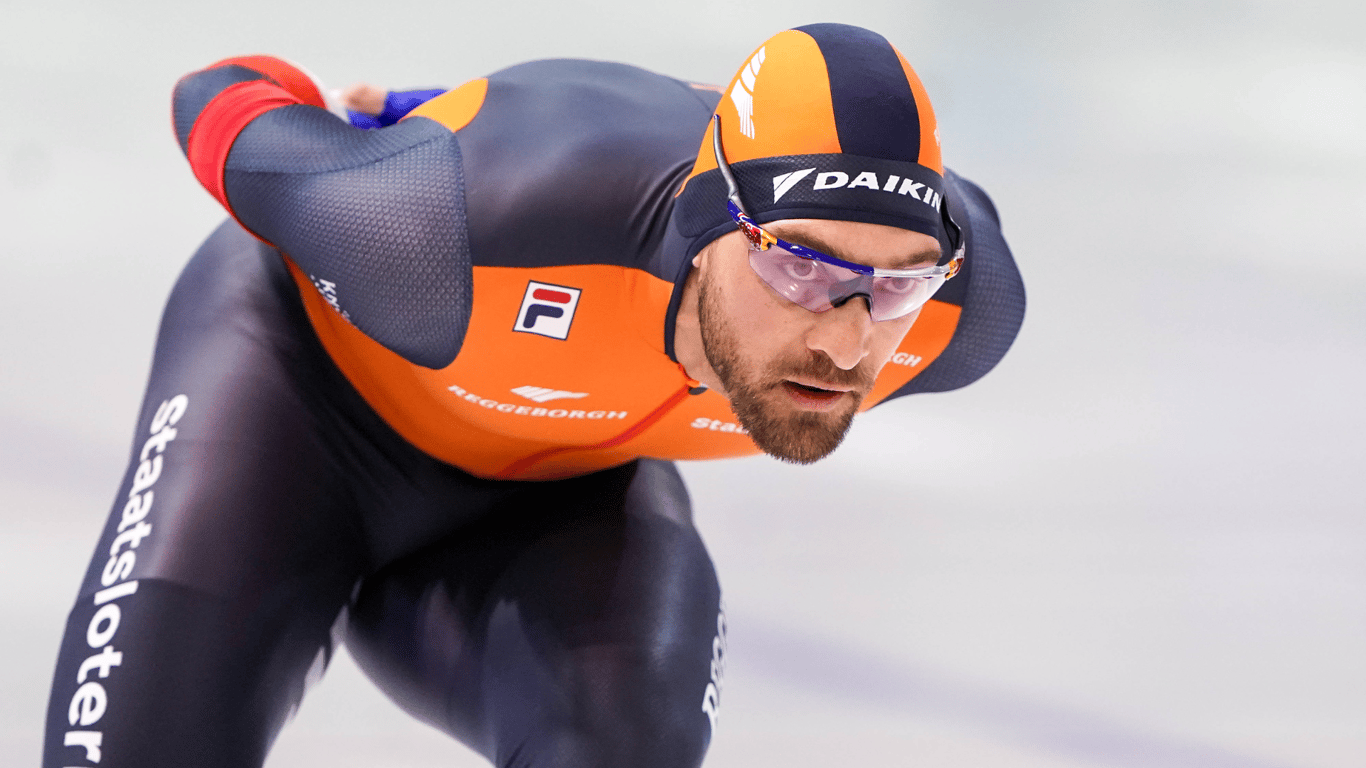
left=43, top=23, right=1024, bottom=768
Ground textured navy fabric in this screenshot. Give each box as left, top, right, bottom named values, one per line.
left=225, top=107, right=471, bottom=368
left=797, top=23, right=923, bottom=164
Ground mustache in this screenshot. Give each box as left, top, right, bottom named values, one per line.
left=770, top=351, right=877, bottom=390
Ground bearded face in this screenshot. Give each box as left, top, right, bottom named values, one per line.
left=697, top=265, right=873, bottom=464
left=679, top=219, right=937, bottom=465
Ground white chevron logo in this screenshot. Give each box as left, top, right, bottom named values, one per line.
left=510, top=385, right=589, bottom=403
left=728, top=46, right=766, bottom=138
left=772, top=168, right=815, bottom=202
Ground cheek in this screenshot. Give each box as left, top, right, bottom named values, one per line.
left=709, top=240, right=820, bottom=372
left=724, top=255, right=806, bottom=339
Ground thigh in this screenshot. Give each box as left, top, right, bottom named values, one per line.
left=43, top=222, right=375, bottom=768
left=348, top=458, right=725, bottom=768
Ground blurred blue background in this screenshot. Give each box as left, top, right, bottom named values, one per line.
left=3, top=1, right=1363, bottom=765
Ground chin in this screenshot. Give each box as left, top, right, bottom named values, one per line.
left=734, top=390, right=861, bottom=465
left=696, top=267, right=864, bottom=463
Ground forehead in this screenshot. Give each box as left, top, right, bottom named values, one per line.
left=763, top=218, right=941, bottom=269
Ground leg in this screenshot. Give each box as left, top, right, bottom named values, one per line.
left=43, top=222, right=376, bottom=768
left=348, top=459, right=725, bottom=768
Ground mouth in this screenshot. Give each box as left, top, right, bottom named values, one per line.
left=780, top=380, right=852, bottom=411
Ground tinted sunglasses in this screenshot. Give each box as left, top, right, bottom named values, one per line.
left=711, top=116, right=963, bottom=322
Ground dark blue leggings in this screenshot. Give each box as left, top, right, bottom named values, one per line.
left=43, top=221, right=724, bottom=768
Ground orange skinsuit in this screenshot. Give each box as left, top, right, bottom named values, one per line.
left=171, top=41, right=1022, bottom=481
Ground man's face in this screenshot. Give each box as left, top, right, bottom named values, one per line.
left=695, top=218, right=943, bottom=464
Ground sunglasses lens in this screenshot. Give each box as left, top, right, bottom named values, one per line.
left=866, top=273, right=946, bottom=321
left=749, top=245, right=947, bottom=321
left=749, top=246, right=846, bottom=312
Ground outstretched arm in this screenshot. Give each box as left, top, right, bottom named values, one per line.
left=171, top=57, right=473, bottom=369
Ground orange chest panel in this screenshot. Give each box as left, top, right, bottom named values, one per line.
left=287, top=259, right=959, bottom=480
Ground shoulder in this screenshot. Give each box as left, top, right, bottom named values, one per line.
left=465, top=58, right=718, bottom=175
left=452, top=60, right=720, bottom=271
left=481, top=59, right=721, bottom=128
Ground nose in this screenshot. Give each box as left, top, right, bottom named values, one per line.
left=805, top=298, right=874, bottom=370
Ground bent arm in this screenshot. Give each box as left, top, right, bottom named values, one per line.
left=172, top=56, right=339, bottom=212
left=171, top=57, right=473, bottom=368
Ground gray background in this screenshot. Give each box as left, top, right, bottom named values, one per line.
left=3, top=0, right=1364, bottom=765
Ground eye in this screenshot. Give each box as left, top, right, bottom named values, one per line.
left=781, top=257, right=821, bottom=281
left=878, top=276, right=919, bottom=295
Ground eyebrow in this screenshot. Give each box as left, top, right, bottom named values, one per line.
left=771, top=228, right=942, bottom=270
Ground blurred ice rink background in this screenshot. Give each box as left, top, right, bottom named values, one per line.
left=3, top=0, right=1363, bottom=765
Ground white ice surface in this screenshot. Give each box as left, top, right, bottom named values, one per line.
left=4, top=1, right=1364, bottom=766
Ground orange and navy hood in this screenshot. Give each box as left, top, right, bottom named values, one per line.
left=674, top=23, right=948, bottom=258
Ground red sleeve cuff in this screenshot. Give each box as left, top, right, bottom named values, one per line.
left=185, top=79, right=301, bottom=214
left=209, top=55, right=327, bottom=109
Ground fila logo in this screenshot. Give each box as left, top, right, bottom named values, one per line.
left=728, top=46, right=766, bottom=139
left=515, top=281, right=581, bottom=340
left=772, top=169, right=943, bottom=210
left=511, top=385, right=589, bottom=403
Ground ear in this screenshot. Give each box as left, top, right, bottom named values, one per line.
left=691, top=244, right=708, bottom=269
left=692, top=236, right=722, bottom=269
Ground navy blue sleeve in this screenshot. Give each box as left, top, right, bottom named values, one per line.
left=222, top=108, right=473, bottom=369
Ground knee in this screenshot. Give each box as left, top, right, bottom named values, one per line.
left=483, top=604, right=723, bottom=768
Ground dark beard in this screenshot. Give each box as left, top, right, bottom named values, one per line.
left=697, top=272, right=867, bottom=464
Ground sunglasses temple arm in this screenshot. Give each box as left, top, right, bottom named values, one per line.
left=710, top=115, right=747, bottom=210
left=940, top=197, right=966, bottom=264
